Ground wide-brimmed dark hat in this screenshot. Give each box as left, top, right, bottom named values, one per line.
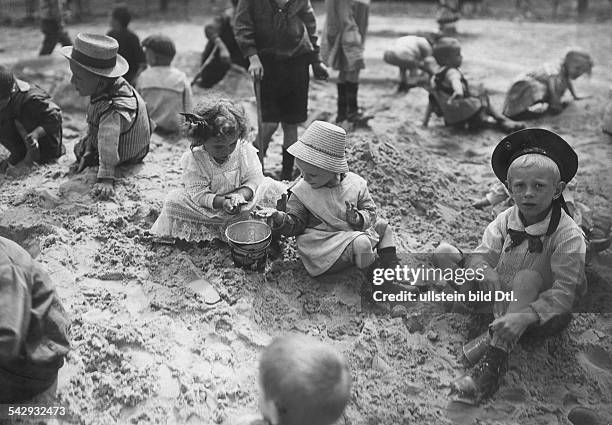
left=492, top=128, right=578, bottom=184
left=61, top=33, right=128, bottom=78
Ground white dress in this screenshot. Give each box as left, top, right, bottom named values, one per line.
left=151, top=141, right=286, bottom=242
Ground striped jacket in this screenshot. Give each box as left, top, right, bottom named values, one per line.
left=86, top=78, right=151, bottom=180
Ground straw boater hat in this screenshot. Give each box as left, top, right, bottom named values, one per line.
left=287, top=121, right=349, bottom=174
left=61, top=33, right=129, bottom=78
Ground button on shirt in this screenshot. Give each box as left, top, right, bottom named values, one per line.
left=475, top=205, right=587, bottom=325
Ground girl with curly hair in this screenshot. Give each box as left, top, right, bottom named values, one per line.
left=150, top=99, right=286, bottom=243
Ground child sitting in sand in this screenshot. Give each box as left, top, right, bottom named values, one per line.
left=503, top=49, right=593, bottom=119
left=267, top=121, right=403, bottom=291
left=0, top=66, right=63, bottom=176
left=137, top=34, right=193, bottom=134
left=424, top=37, right=524, bottom=133
left=229, top=334, right=351, bottom=425
left=433, top=128, right=586, bottom=403
left=383, top=35, right=437, bottom=93
left=0, top=236, right=71, bottom=403
left=62, top=33, right=152, bottom=200
left=150, top=99, right=286, bottom=243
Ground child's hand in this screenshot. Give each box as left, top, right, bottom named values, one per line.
left=267, top=211, right=286, bottom=228
left=222, top=198, right=240, bottom=215
left=489, top=310, right=538, bottom=345
left=312, top=62, right=329, bottom=81
left=92, top=179, right=114, bottom=200
left=226, top=193, right=247, bottom=209
left=248, top=55, right=264, bottom=80
left=345, top=201, right=363, bottom=228
left=447, top=91, right=462, bottom=104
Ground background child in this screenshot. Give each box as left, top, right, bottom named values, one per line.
left=434, top=128, right=586, bottom=403
left=195, top=0, right=249, bottom=89
left=503, top=49, right=594, bottom=119
left=138, top=34, right=193, bottom=134
left=382, top=35, right=437, bottom=93
left=39, top=0, right=72, bottom=55
left=62, top=33, right=151, bottom=200
left=150, top=99, right=286, bottom=243
left=321, top=0, right=371, bottom=124
left=234, top=0, right=328, bottom=180
left=425, top=37, right=524, bottom=132
left=0, top=66, right=63, bottom=176
left=107, top=6, right=147, bottom=86
left=0, top=236, right=71, bottom=403
left=231, top=334, right=351, bottom=425
left=267, top=121, right=402, bottom=290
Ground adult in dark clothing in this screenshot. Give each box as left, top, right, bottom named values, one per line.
left=0, top=66, right=63, bottom=175
left=0, top=236, right=71, bottom=403
left=195, top=0, right=249, bottom=89
left=107, top=6, right=147, bottom=86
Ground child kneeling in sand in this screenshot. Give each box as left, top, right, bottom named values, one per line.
left=0, top=236, right=71, bottom=403
left=267, top=121, right=403, bottom=292
left=151, top=99, right=286, bottom=243
left=62, top=33, right=151, bottom=200
left=229, top=334, right=351, bottom=425
left=433, top=128, right=586, bottom=403
left=503, top=49, right=593, bottom=119
left=0, top=66, right=63, bottom=176
left=424, top=37, right=524, bottom=133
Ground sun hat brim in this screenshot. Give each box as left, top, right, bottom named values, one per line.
left=61, top=46, right=129, bottom=78
left=288, top=140, right=349, bottom=174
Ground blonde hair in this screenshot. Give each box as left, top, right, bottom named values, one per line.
left=508, top=154, right=561, bottom=184
left=259, top=334, right=351, bottom=425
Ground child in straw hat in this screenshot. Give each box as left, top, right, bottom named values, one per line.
left=267, top=121, right=404, bottom=293
left=503, top=49, right=594, bottom=119
left=432, top=128, right=586, bottom=403
left=425, top=37, right=524, bottom=133
left=62, top=33, right=151, bottom=200
left=150, top=99, right=286, bottom=244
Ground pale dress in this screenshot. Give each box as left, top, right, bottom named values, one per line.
left=503, top=61, right=569, bottom=118
left=150, top=141, right=287, bottom=242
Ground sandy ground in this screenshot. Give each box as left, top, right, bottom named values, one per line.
left=1, top=9, right=612, bottom=425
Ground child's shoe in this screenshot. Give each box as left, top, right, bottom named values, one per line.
left=451, top=345, right=508, bottom=404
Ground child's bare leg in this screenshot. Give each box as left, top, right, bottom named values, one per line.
left=432, top=242, right=463, bottom=270
left=280, top=123, right=298, bottom=180
left=479, top=94, right=525, bottom=132
left=399, top=67, right=407, bottom=84
left=352, top=234, right=377, bottom=269
left=281, top=123, right=298, bottom=149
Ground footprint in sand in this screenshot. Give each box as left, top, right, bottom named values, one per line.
left=567, top=406, right=606, bottom=425
left=577, top=345, right=612, bottom=402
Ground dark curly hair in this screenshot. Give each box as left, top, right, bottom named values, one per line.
left=183, top=98, right=249, bottom=150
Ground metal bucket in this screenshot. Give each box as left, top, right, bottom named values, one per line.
left=225, top=220, right=272, bottom=270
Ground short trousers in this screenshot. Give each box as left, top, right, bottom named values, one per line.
left=259, top=54, right=310, bottom=124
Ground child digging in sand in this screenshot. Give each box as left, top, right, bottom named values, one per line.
left=433, top=128, right=586, bottom=403
left=0, top=66, right=63, bottom=176
left=424, top=37, right=524, bottom=133
left=62, top=33, right=151, bottom=200
left=229, top=334, right=351, bottom=425
left=503, top=49, right=594, bottom=120
left=138, top=34, right=193, bottom=134
left=150, top=99, right=286, bottom=244
left=266, top=121, right=405, bottom=297
left=383, top=35, right=437, bottom=93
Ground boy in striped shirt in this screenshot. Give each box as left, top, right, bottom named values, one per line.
left=434, top=128, right=586, bottom=403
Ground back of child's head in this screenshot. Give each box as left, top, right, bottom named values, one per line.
left=183, top=98, right=248, bottom=149
left=433, top=37, right=461, bottom=67
left=563, top=48, right=593, bottom=76
left=259, top=334, right=351, bottom=425
left=508, top=154, right=561, bottom=184
left=0, top=66, right=16, bottom=99
left=112, top=6, right=131, bottom=28
left=142, top=34, right=176, bottom=66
